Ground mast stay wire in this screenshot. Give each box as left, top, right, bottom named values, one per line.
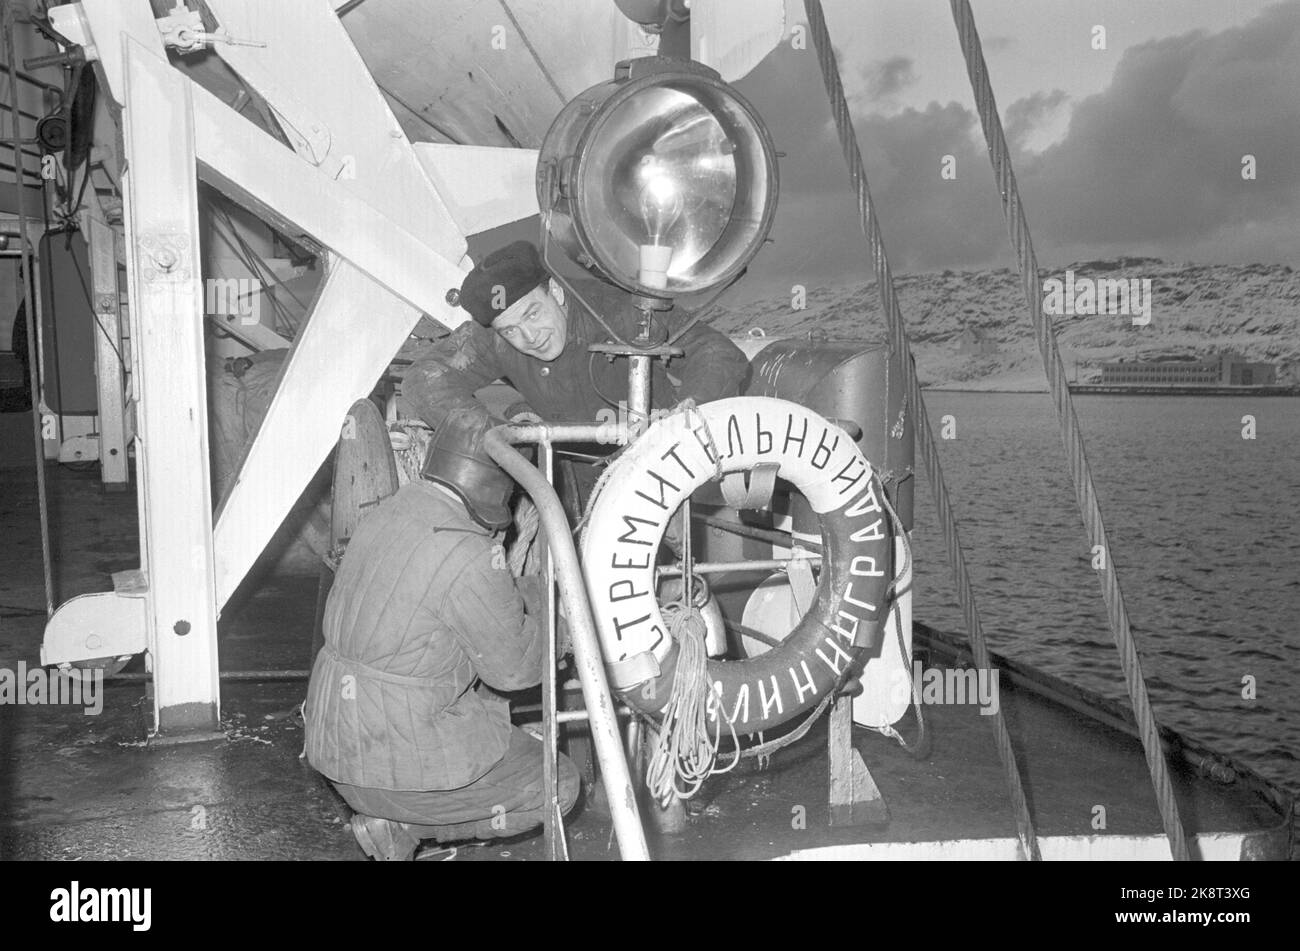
left=947, top=0, right=1190, bottom=860
left=803, top=0, right=1042, bottom=860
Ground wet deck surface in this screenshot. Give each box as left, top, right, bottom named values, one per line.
left=0, top=465, right=1287, bottom=861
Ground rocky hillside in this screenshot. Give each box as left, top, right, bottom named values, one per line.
left=707, top=259, right=1300, bottom=390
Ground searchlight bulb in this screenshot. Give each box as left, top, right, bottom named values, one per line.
left=637, top=160, right=683, bottom=289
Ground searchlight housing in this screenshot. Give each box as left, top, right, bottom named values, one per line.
left=537, top=56, right=778, bottom=300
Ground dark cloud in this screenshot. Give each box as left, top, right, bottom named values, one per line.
left=730, top=0, right=1300, bottom=291
left=1004, top=89, right=1069, bottom=149
left=1020, top=2, right=1300, bottom=258
left=731, top=43, right=1008, bottom=302
left=862, top=55, right=918, bottom=101
left=827, top=49, right=918, bottom=107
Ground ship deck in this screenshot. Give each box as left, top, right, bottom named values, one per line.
left=0, top=465, right=1291, bottom=861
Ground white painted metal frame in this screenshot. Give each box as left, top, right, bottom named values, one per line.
left=120, top=35, right=220, bottom=732
left=46, top=0, right=543, bottom=732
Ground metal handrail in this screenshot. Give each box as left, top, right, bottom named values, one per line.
left=484, top=424, right=651, bottom=861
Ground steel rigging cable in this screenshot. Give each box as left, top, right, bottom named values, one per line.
left=802, top=0, right=1042, bottom=860
left=947, top=0, right=1190, bottom=860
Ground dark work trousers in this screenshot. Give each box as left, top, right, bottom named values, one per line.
left=333, top=728, right=581, bottom=843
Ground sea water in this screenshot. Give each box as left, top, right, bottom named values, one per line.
left=910, top=393, right=1300, bottom=797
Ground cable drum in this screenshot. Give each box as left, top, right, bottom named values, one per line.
left=581, top=397, right=895, bottom=735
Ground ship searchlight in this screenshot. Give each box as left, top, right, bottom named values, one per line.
left=537, top=56, right=778, bottom=299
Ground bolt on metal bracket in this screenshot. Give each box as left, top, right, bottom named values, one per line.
left=138, top=233, right=193, bottom=284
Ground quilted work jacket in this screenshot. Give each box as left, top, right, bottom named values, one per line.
left=305, top=481, right=544, bottom=791
left=402, top=280, right=751, bottom=429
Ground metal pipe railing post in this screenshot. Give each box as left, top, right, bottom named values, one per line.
left=538, top=439, right=566, bottom=861
left=626, top=353, right=651, bottom=438
left=484, top=428, right=650, bottom=861
left=5, top=7, right=55, bottom=618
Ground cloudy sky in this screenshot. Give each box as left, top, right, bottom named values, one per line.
left=728, top=0, right=1300, bottom=301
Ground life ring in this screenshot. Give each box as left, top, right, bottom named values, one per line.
left=580, top=397, right=895, bottom=735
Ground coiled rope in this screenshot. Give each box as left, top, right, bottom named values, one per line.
left=640, top=403, right=740, bottom=803
left=644, top=605, right=742, bottom=804
left=948, top=0, right=1189, bottom=860
left=804, top=0, right=1041, bottom=859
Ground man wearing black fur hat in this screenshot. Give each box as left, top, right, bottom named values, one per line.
left=403, top=240, right=750, bottom=511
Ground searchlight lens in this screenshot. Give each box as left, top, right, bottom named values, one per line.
left=538, top=58, right=777, bottom=298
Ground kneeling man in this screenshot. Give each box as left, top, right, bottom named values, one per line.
left=305, top=409, right=579, bottom=860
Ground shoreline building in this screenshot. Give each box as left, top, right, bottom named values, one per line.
left=1099, top=351, right=1276, bottom=386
